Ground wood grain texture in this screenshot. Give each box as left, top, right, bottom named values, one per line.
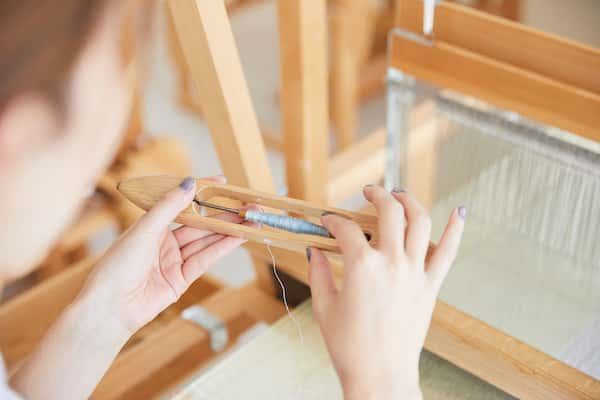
left=94, top=284, right=286, bottom=399
left=247, top=243, right=600, bottom=399
left=0, top=257, right=98, bottom=370
left=167, top=0, right=275, bottom=191
left=389, top=33, right=600, bottom=143
left=118, top=175, right=379, bottom=253
left=396, top=0, right=600, bottom=94
left=277, top=0, right=329, bottom=204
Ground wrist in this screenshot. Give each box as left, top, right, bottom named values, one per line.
left=70, top=284, right=133, bottom=348
left=341, top=376, right=422, bottom=400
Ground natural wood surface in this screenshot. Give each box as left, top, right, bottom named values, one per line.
left=118, top=175, right=379, bottom=253
left=396, top=0, right=600, bottom=94
left=391, top=1, right=600, bottom=143
left=0, top=257, right=98, bottom=370
left=94, top=284, right=286, bottom=399
left=277, top=0, right=329, bottom=204
left=389, top=32, right=600, bottom=143
left=167, top=0, right=275, bottom=191
left=246, top=243, right=600, bottom=399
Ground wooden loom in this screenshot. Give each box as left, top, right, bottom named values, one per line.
left=167, top=0, right=600, bottom=399
left=1, top=0, right=597, bottom=398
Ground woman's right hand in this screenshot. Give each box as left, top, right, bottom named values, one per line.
left=308, top=185, right=465, bottom=400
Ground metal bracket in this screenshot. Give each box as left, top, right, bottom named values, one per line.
left=181, top=305, right=229, bottom=352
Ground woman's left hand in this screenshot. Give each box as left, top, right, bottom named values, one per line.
left=82, top=175, right=249, bottom=334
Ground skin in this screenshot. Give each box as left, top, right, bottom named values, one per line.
left=0, top=3, right=465, bottom=399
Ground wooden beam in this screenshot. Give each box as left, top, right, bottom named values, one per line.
left=167, top=0, right=275, bottom=191
left=94, top=284, right=286, bottom=399
left=0, top=257, right=98, bottom=369
left=246, top=242, right=600, bottom=399
left=277, top=0, right=329, bottom=203
left=329, top=0, right=379, bottom=149
left=389, top=32, right=600, bottom=143
left=396, top=0, right=600, bottom=95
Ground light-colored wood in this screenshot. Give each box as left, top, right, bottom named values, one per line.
left=118, top=175, right=379, bottom=253
left=94, top=284, right=286, bottom=399
left=389, top=32, right=600, bottom=143
left=277, top=0, right=329, bottom=204
left=0, top=257, right=98, bottom=369
left=247, top=244, right=600, bottom=399
left=167, top=0, right=275, bottom=191
left=391, top=2, right=600, bottom=143
left=329, top=0, right=380, bottom=149
left=396, top=0, right=600, bottom=94
left=327, top=127, right=386, bottom=204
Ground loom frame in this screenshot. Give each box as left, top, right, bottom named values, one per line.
left=166, top=0, right=600, bottom=399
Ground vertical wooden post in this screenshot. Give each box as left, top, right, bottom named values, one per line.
left=330, top=0, right=378, bottom=150
left=167, top=0, right=277, bottom=291
left=167, top=0, right=275, bottom=191
left=277, top=0, right=329, bottom=204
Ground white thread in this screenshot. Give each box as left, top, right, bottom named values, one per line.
left=264, top=239, right=304, bottom=345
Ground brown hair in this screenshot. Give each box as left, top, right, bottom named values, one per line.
left=0, top=1, right=113, bottom=112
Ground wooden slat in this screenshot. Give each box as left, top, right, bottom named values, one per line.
left=95, top=284, right=286, bottom=399
left=277, top=0, right=329, bottom=204
left=167, top=0, right=275, bottom=191
left=329, top=0, right=379, bottom=149
left=396, top=0, right=600, bottom=95
left=389, top=33, right=600, bottom=143
left=246, top=243, right=600, bottom=399
left=0, top=257, right=98, bottom=369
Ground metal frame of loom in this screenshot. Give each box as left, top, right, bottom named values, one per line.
left=385, top=1, right=600, bottom=399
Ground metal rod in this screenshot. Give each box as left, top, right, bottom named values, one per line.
left=193, top=199, right=241, bottom=215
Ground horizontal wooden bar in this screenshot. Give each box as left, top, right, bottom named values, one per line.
left=246, top=243, right=600, bottom=399
left=389, top=32, right=600, bottom=143
left=95, top=284, right=286, bottom=399
left=396, top=0, right=600, bottom=95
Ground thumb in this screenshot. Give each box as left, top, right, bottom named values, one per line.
left=136, top=176, right=197, bottom=235
left=307, top=248, right=337, bottom=317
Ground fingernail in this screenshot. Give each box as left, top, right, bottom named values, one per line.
left=305, top=247, right=312, bottom=262
left=364, top=184, right=374, bottom=188
left=458, top=206, right=467, bottom=219
left=321, top=211, right=334, bottom=217
left=179, top=176, right=195, bottom=191
left=391, top=187, right=406, bottom=193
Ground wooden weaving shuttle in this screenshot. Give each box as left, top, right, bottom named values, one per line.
left=117, top=175, right=379, bottom=253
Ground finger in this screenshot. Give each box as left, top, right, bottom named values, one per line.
left=307, top=248, right=337, bottom=317
left=321, top=213, right=368, bottom=264
left=427, top=206, right=466, bottom=287
left=180, top=234, right=226, bottom=259
left=135, top=176, right=196, bottom=236
left=173, top=212, right=243, bottom=246
left=363, top=185, right=406, bottom=254
left=391, top=189, right=431, bottom=264
left=204, top=175, right=227, bottom=184
left=182, top=235, right=246, bottom=284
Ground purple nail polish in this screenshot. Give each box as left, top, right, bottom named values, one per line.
left=179, top=176, right=195, bottom=191
left=458, top=206, right=467, bottom=219
left=391, top=187, right=406, bottom=193
left=306, top=247, right=312, bottom=262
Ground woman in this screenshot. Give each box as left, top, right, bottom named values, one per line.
left=0, top=1, right=465, bottom=399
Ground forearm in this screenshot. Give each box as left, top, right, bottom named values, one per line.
left=11, top=287, right=131, bottom=400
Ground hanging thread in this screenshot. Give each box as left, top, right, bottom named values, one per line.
left=265, top=240, right=304, bottom=345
